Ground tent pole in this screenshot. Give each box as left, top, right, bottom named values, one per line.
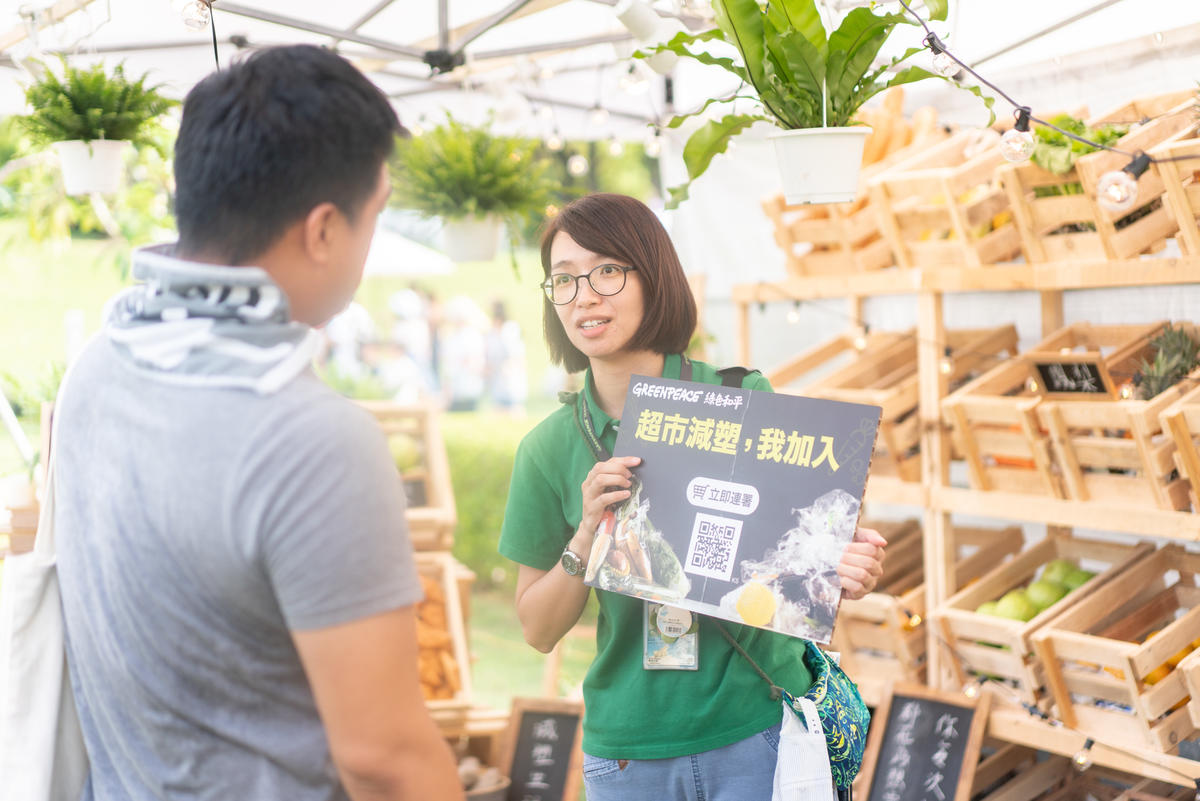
left=214, top=2, right=426, bottom=60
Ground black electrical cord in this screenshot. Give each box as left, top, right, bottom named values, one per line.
left=209, top=2, right=219, bottom=70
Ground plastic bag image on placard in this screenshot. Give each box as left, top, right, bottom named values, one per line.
left=586, top=477, right=691, bottom=602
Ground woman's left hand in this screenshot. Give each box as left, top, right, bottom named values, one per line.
left=837, top=526, right=886, bottom=600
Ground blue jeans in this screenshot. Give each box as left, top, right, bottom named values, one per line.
left=582, top=723, right=781, bottom=801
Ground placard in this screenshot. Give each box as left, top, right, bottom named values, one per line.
left=501, top=697, right=583, bottom=801
left=858, top=682, right=991, bottom=801
left=1030, top=357, right=1114, bottom=397
left=583, top=374, right=880, bottom=644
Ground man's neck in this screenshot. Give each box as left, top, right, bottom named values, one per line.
left=589, top=351, right=666, bottom=419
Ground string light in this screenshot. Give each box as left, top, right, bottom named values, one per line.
left=645, top=128, right=663, bottom=158
left=180, top=0, right=211, bottom=31
left=939, top=346, right=954, bottom=375
left=589, top=105, right=610, bottom=126
left=567, top=153, right=590, bottom=177
left=923, top=33, right=962, bottom=80
left=1000, top=107, right=1035, bottom=163
left=853, top=326, right=870, bottom=351
left=546, top=130, right=565, bottom=152
left=537, top=105, right=555, bottom=123
left=1096, top=153, right=1151, bottom=213
left=897, top=0, right=1200, bottom=214
left=1072, top=738, right=1095, bottom=771
left=786, top=301, right=802, bottom=324
left=607, top=138, right=625, bottom=157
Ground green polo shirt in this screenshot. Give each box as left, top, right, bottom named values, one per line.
left=499, top=354, right=812, bottom=759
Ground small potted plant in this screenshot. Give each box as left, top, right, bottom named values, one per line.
left=645, top=0, right=990, bottom=207
left=18, top=58, right=175, bottom=196
left=390, top=114, right=553, bottom=263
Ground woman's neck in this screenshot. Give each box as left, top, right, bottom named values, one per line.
left=589, top=351, right=666, bottom=419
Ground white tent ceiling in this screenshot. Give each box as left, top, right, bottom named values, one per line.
left=3, top=0, right=1197, bottom=144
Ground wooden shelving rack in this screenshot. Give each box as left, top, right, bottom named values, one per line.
left=732, top=255, right=1200, bottom=786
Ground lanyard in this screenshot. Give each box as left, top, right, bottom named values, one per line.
left=572, top=356, right=693, bottom=463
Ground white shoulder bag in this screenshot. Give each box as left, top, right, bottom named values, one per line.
left=0, top=369, right=90, bottom=801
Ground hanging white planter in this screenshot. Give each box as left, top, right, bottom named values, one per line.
left=768, top=127, right=872, bottom=205
left=442, top=216, right=503, bottom=263
left=51, top=139, right=131, bottom=196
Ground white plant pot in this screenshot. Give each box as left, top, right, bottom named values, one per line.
left=768, top=127, right=872, bottom=205
left=442, top=216, right=502, bottom=263
left=52, top=139, right=131, bottom=196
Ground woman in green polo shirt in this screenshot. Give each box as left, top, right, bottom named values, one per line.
left=498, top=193, right=885, bottom=800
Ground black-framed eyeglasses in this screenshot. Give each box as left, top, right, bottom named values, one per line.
left=541, top=264, right=638, bottom=305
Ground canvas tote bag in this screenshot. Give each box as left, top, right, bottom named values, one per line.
left=0, top=371, right=89, bottom=801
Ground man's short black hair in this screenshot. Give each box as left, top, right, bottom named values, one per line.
left=174, top=45, right=401, bottom=264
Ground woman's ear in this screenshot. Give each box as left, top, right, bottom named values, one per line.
left=301, top=201, right=340, bottom=265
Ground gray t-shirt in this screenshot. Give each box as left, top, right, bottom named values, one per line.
left=54, top=336, right=422, bottom=800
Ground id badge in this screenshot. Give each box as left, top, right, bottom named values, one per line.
left=643, top=602, right=699, bottom=670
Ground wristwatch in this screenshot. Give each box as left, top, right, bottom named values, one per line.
left=560, top=547, right=586, bottom=576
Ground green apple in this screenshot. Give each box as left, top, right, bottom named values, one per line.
left=995, top=589, right=1039, bottom=622
left=1041, top=559, right=1076, bottom=586
left=1026, top=579, right=1068, bottom=611
left=1062, top=567, right=1096, bottom=592
left=975, top=600, right=1000, bottom=616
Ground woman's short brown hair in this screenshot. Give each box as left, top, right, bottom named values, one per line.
left=539, top=193, right=697, bottom=373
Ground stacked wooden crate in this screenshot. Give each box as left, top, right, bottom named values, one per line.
left=768, top=325, right=1018, bottom=482
left=833, top=521, right=1023, bottom=705
left=998, top=91, right=1196, bottom=263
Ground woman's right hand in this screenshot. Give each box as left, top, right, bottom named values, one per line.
left=578, top=455, right=642, bottom=544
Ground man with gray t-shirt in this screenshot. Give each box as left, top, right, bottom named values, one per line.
left=53, top=46, right=463, bottom=801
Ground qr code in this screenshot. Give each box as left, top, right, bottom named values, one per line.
left=683, top=513, right=743, bottom=581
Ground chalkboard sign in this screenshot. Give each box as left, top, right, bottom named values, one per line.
left=1030, top=357, right=1114, bottom=397
left=501, top=697, right=583, bottom=801
left=858, top=683, right=990, bottom=801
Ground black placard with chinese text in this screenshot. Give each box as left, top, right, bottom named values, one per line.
left=583, top=375, right=880, bottom=644
left=505, top=702, right=582, bottom=801
left=1033, top=360, right=1110, bottom=395
left=861, top=685, right=989, bottom=801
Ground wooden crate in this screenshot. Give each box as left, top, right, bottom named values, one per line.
left=1160, top=380, right=1200, bottom=509
left=1032, top=545, right=1200, bottom=753
left=833, top=522, right=1024, bottom=705
left=1155, top=136, right=1200, bottom=257
left=933, top=534, right=1154, bottom=707
left=868, top=128, right=1023, bottom=268
left=970, top=745, right=1189, bottom=801
left=1033, top=324, right=1198, bottom=511
left=944, top=322, right=1169, bottom=499
left=998, top=92, right=1196, bottom=263
left=416, top=551, right=474, bottom=726
left=1075, top=93, right=1199, bottom=261
left=358, top=401, right=457, bottom=550
left=770, top=325, right=1018, bottom=481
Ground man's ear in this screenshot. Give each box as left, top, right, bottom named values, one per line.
left=301, top=201, right=340, bottom=265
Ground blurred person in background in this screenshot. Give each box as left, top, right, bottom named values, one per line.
left=440, top=295, right=487, bottom=412
left=485, top=299, right=528, bottom=415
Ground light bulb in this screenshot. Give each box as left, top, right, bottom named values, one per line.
left=1000, top=128, right=1034, bottom=163
left=1072, top=740, right=1094, bottom=771
left=589, top=106, right=609, bottom=126
left=607, top=138, right=624, bottom=157
left=907, top=613, right=922, bottom=627
left=962, top=681, right=980, bottom=699
left=539, top=65, right=555, bottom=81
left=1026, top=377, right=1040, bottom=393
left=1096, top=169, right=1139, bottom=213
left=181, top=0, right=210, bottom=31
left=786, top=304, right=801, bottom=324
left=939, top=358, right=954, bottom=375
left=853, top=333, right=868, bottom=351
left=618, top=65, right=649, bottom=95
left=645, top=132, right=662, bottom=158
left=1119, top=381, right=1135, bottom=400
left=537, top=105, right=555, bottom=122
left=567, top=154, right=590, bottom=177
left=409, top=122, right=425, bottom=137
left=546, top=133, right=565, bottom=152
left=932, top=50, right=960, bottom=79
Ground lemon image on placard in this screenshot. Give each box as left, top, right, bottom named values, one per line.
left=736, top=582, right=777, bottom=626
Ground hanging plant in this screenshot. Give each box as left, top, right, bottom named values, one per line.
left=641, top=0, right=993, bottom=207
left=17, top=57, right=176, bottom=195
left=390, top=114, right=554, bottom=267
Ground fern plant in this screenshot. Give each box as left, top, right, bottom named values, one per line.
left=19, top=58, right=175, bottom=147
left=390, top=115, right=553, bottom=223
